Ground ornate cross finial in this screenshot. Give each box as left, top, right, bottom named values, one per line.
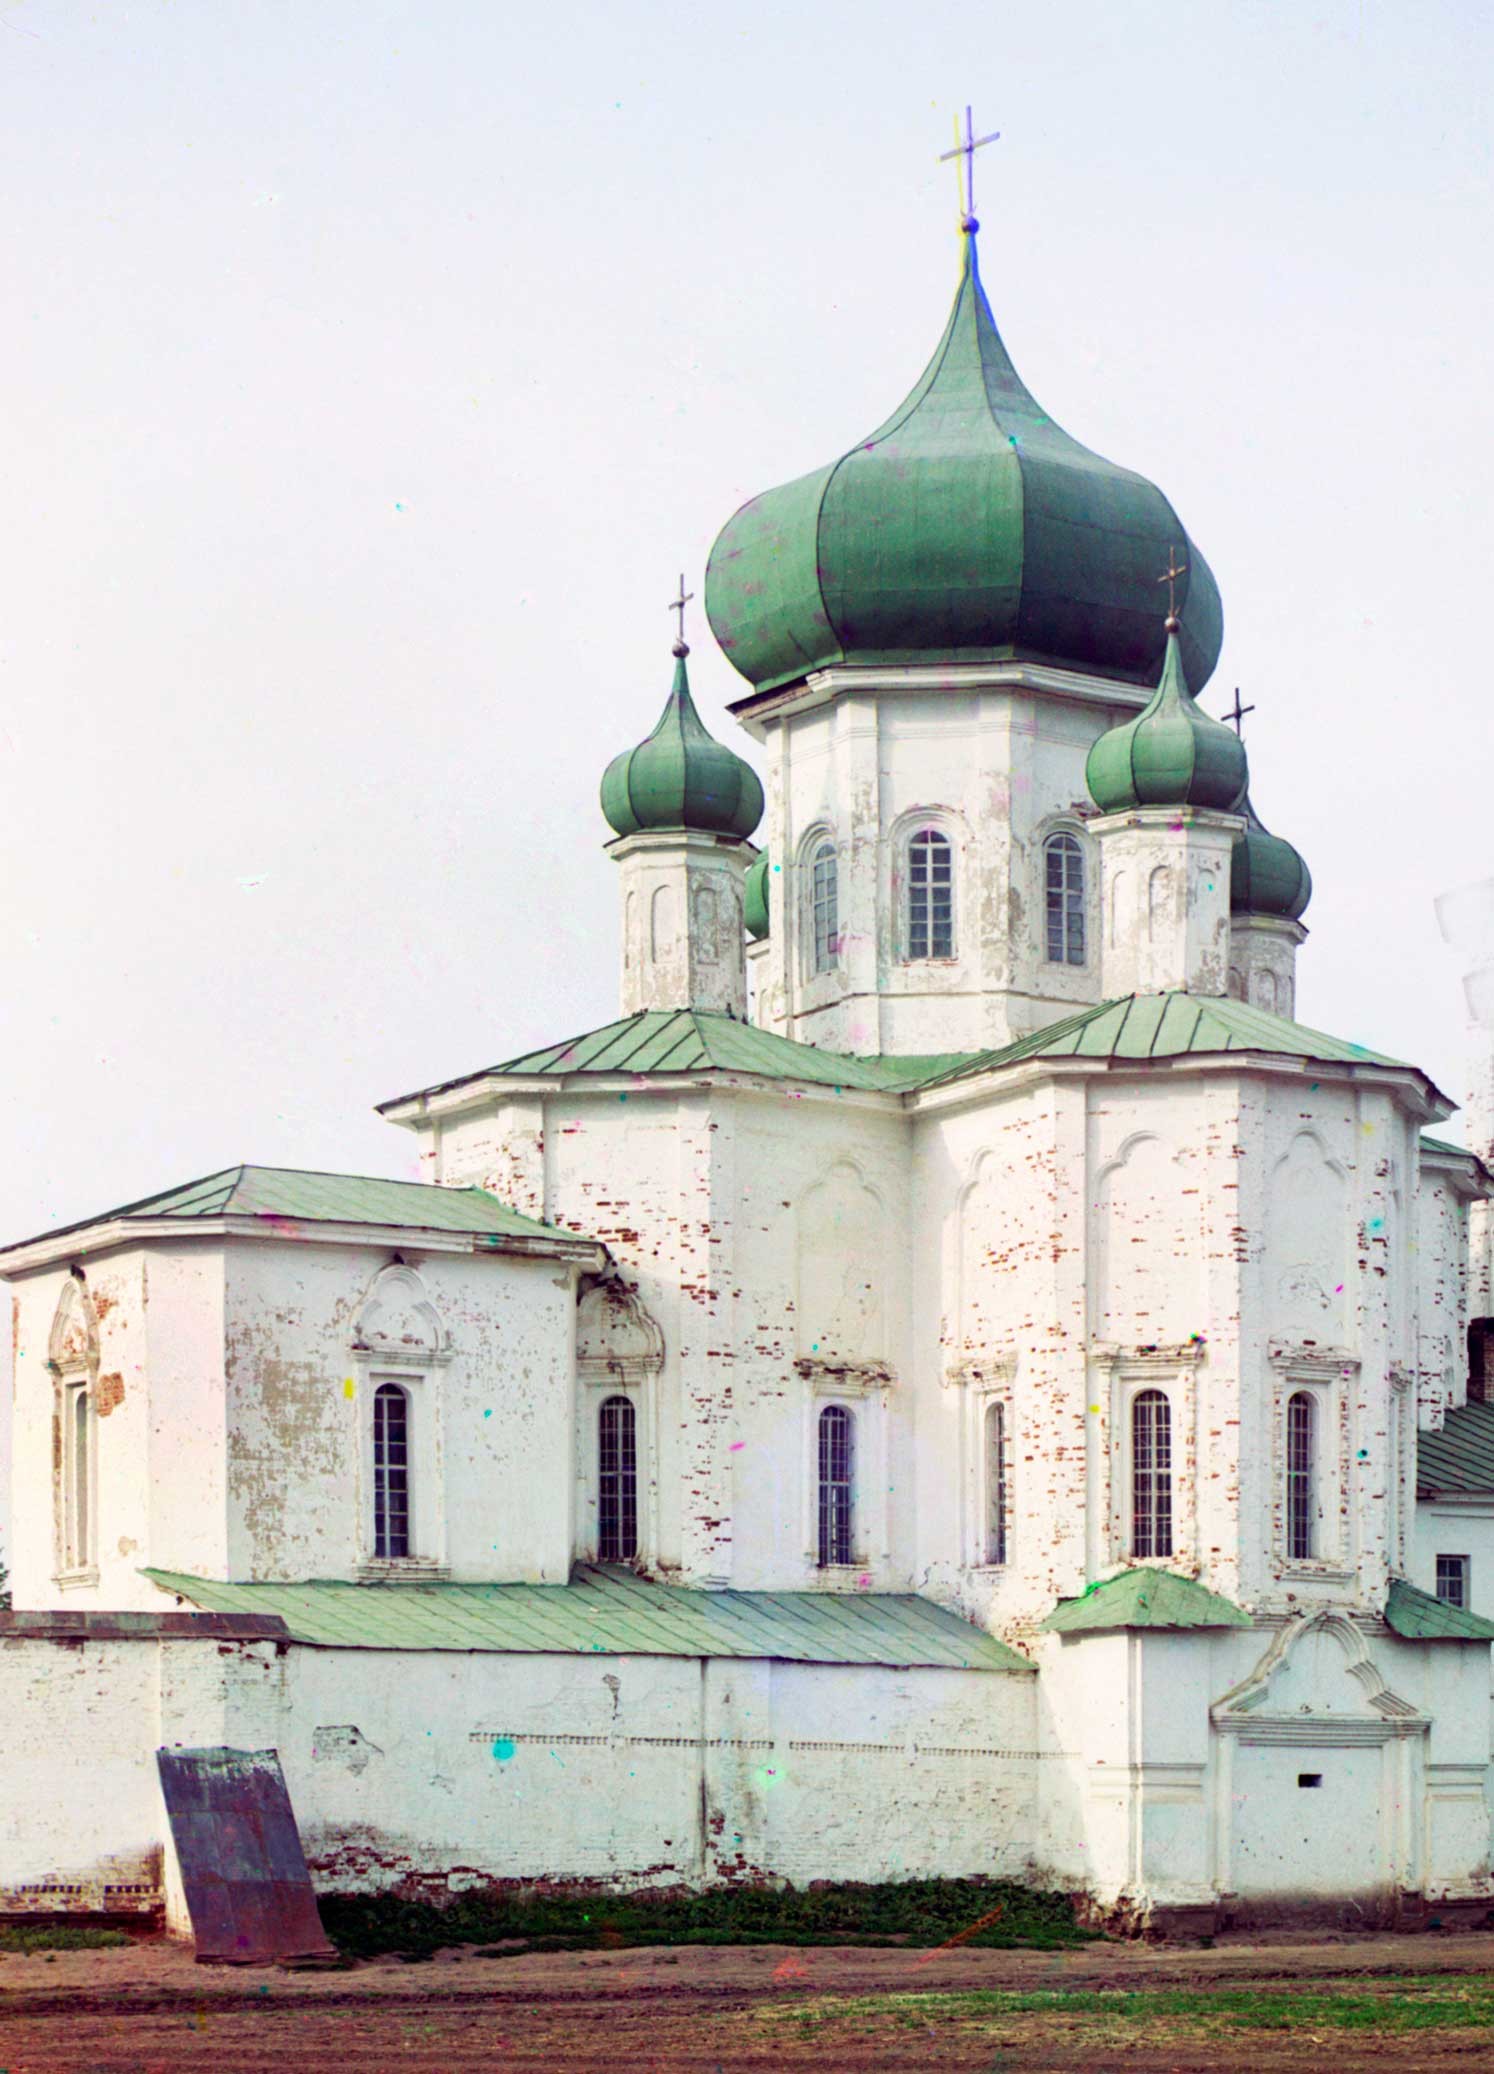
left=1157, top=545, right=1188, bottom=623
left=669, top=572, right=694, bottom=658
left=1224, top=687, right=1256, bottom=737
left=938, top=104, right=1000, bottom=233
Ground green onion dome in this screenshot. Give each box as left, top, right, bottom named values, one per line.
left=744, top=850, right=770, bottom=939
left=1085, top=617, right=1248, bottom=814
left=1231, top=796, right=1311, bottom=921
left=601, top=645, right=764, bottom=841
left=705, top=227, right=1223, bottom=698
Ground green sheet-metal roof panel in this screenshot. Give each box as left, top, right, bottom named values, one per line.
left=0, top=1164, right=582, bottom=1261
left=388, top=1007, right=980, bottom=1107
left=1042, top=1568, right=1252, bottom=1634
left=1384, top=1576, right=1494, bottom=1641
left=143, top=1565, right=1032, bottom=1671
left=1230, top=796, right=1312, bottom=921
left=1086, top=626, right=1247, bottom=815
left=706, top=229, right=1223, bottom=698
left=917, top=992, right=1412, bottom=1096
left=1417, top=1401, right=1494, bottom=1497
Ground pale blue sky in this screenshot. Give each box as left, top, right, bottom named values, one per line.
left=0, top=0, right=1489, bottom=1266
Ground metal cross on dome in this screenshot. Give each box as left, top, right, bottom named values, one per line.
left=1157, top=546, right=1188, bottom=619
left=1224, top=687, right=1256, bottom=736
left=939, top=105, right=1000, bottom=230
left=669, top=573, right=694, bottom=651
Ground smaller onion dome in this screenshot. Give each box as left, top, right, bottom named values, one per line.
left=601, top=645, right=764, bottom=841
left=1231, top=796, right=1312, bottom=920
left=1086, top=617, right=1249, bottom=815
left=744, top=850, right=770, bottom=940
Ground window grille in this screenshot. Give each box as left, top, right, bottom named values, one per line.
left=985, top=1401, right=1008, bottom=1565
left=1130, top=1390, right=1173, bottom=1559
left=1469, top=1320, right=1494, bottom=1405
left=67, top=1384, right=90, bottom=1569
left=1285, top=1391, right=1316, bottom=1560
left=817, top=1404, right=854, bottom=1567
left=810, top=841, right=839, bottom=974
left=1436, top=1554, right=1469, bottom=1609
left=598, top=1394, right=638, bottom=1562
left=1044, top=833, right=1085, bottom=966
left=906, top=828, right=954, bottom=959
left=372, top=1383, right=410, bottom=1559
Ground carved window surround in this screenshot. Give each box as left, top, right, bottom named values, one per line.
left=575, top=1285, right=664, bottom=1565
left=1267, top=1349, right=1358, bottom=1584
left=350, top=1264, right=452, bottom=1575
left=48, top=1277, right=101, bottom=1589
left=1091, top=1341, right=1205, bottom=1571
left=799, top=1366, right=890, bottom=1575
left=945, top=1356, right=1017, bottom=1573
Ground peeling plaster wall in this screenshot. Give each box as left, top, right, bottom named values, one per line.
left=755, top=681, right=1123, bottom=1058
left=1413, top=1167, right=1470, bottom=1431
left=225, top=1241, right=576, bottom=1583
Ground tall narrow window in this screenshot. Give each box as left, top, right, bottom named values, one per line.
left=906, top=828, right=954, bottom=960
left=1469, top=1319, right=1494, bottom=1406
left=598, top=1394, right=638, bottom=1562
left=1285, top=1391, right=1316, bottom=1561
left=810, top=840, right=839, bottom=974
left=372, top=1382, right=410, bottom=1559
left=817, top=1404, right=854, bottom=1567
left=1131, top=1390, right=1173, bottom=1559
left=1044, top=834, right=1085, bottom=966
left=66, top=1384, right=91, bottom=1570
left=1436, top=1554, right=1470, bottom=1608
left=985, top=1401, right=1008, bottom=1565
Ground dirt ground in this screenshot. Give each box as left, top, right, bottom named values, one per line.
left=3, top=1928, right=1494, bottom=2071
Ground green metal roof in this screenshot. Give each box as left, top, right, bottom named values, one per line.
left=600, top=650, right=763, bottom=842
left=380, top=1008, right=974, bottom=1108
left=1422, top=1135, right=1473, bottom=1161
left=1417, top=1401, right=1494, bottom=1498
left=0, top=1164, right=585, bottom=1260
left=1384, top=1576, right=1494, bottom=1642
left=143, top=1565, right=1032, bottom=1672
left=706, top=227, right=1223, bottom=699
left=919, top=992, right=1412, bottom=1093
left=1086, top=624, right=1247, bottom=815
left=1042, top=1568, right=1252, bottom=1635
left=1231, top=796, right=1312, bottom=922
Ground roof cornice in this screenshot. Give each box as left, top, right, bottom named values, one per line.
left=728, top=657, right=1150, bottom=740
left=0, top=1213, right=607, bottom=1279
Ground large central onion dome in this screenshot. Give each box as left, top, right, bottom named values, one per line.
left=705, top=229, right=1223, bottom=697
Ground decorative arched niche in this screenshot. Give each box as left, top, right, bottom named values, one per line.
left=351, top=1262, right=451, bottom=1369
left=48, top=1273, right=100, bottom=1583
left=576, top=1282, right=664, bottom=1387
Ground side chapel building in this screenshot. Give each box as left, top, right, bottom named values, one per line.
left=5, top=205, right=1494, bottom=1936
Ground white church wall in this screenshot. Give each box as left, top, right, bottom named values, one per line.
left=1414, top=1164, right=1471, bottom=1429
left=274, top=1645, right=1037, bottom=1892
left=224, top=1240, right=576, bottom=1583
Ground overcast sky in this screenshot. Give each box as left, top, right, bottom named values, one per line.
left=1, top=0, right=1490, bottom=1256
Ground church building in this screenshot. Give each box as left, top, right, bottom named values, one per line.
left=4, top=195, right=1494, bottom=1937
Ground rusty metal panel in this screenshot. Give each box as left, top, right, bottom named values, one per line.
left=155, top=1746, right=335, bottom=1966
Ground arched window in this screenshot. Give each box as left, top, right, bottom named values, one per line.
left=817, top=1404, right=854, bottom=1567
left=906, top=827, right=954, bottom=960
left=985, top=1401, right=1008, bottom=1566
left=373, top=1383, right=410, bottom=1559
left=598, top=1394, right=638, bottom=1562
left=1286, top=1391, right=1316, bottom=1560
left=66, top=1383, right=91, bottom=1570
left=810, top=840, right=839, bottom=974
left=1131, top=1390, right=1173, bottom=1559
left=1044, top=833, right=1085, bottom=966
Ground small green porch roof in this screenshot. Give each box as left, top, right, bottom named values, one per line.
left=1384, top=1577, right=1494, bottom=1642
left=0, top=1164, right=587, bottom=1263
left=1042, top=1568, right=1252, bottom=1635
left=144, top=1564, right=1032, bottom=1672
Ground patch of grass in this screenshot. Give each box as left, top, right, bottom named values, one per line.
left=761, top=1980, right=1494, bottom=2036
left=0, top=1926, right=132, bottom=1954
left=319, top=1877, right=1095, bottom=1961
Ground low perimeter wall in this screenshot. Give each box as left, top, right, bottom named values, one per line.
left=0, top=1614, right=1041, bottom=1915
